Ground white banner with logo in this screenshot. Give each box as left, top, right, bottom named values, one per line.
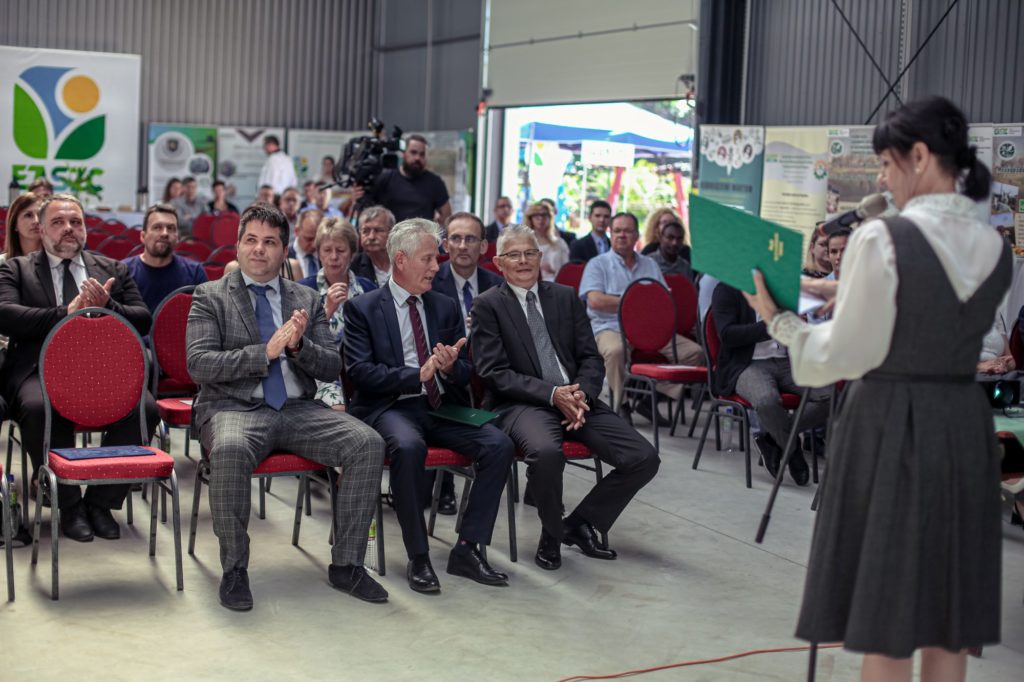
left=0, top=46, right=140, bottom=209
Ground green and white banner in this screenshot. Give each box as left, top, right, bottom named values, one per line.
left=1, top=46, right=141, bottom=208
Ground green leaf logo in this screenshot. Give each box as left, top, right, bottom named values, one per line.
left=14, top=67, right=105, bottom=161
left=56, top=115, right=105, bottom=160
left=13, top=83, right=48, bottom=158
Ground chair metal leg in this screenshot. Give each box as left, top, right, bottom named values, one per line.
left=183, top=428, right=192, bottom=461
left=304, top=476, right=312, bottom=517
left=149, top=481, right=159, bottom=556
left=169, top=471, right=183, bottom=590
left=258, top=478, right=266, bottom=520
left=687, top=387, right=706, bottom=438
left=692, top=402, right=717, bottom=470
left=648, top=380, right=660, bottom=453
left=326, top=469, right=338, bottom=546
left=714, top=410, right=722, bottom=450
left=3, top=476, right=13, bottom=601
left=291, top=475, right=305, bottom=546
left=811, top=435, right=820, bottom=484
left=375, top=494, right=386, bottom=576
left=427, top=469, right=444, bottom=537
left=44, top=469, right=60, bottom=600
left=126, top=488, right=134, bottom=526
left=506, top=466, right=517, bottom=562
left=742, top=410, right=752, bottom=489
left=31, top=474, right=43, bottom=565
left=188, top=463, right=204, bottom=555
left=511, top=459, right=520, bottom=503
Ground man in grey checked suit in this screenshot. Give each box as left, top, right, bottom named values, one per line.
left=186, top=203, right=388, bottom=611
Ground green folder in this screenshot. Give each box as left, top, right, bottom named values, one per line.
left=428, top=404, right=499, bottom=428
left=689, top=193, right=804, bottom=312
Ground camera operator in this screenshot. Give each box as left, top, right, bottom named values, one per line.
left=351, top=134, right=452, bottom=223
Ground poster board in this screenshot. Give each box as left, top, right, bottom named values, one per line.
left=217, top=126, right=285, bottom=208
left=147, top=123, right=217, bottom=203
left=760, top=127, right=830, bottom=238
left=825, top=126, right=879, bottom=219
left=697, top=125, right=764, bottom=214
left=1, top=46, right=140, bottom=209
left=992, top=125, right=1024, bottom=244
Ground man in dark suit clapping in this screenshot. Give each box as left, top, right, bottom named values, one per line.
left=344, top=218, right=514, bottom=593
left=0, top=193, right=156, bottom=544
left=470, top=224, right=660, bottom=570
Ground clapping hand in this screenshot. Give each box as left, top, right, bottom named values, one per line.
left=67, top=277, right=114, bottom=314
left=286, top=309, right=309, bottom=351
left=431, top=337, right=467, bottom=375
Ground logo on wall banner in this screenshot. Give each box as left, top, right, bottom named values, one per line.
left=0, top=46, right=141, bottom=206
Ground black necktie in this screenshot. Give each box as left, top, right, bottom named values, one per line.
left=61, top=259, right=78, bottom=307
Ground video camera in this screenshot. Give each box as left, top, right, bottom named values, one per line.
left=334, top=117, right=403, bottom=191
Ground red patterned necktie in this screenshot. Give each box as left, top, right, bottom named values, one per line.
left=407, top=297, right=442, bottom=409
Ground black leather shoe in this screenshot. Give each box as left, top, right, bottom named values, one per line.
left=534, top=531, right=561, bottom=570
left=562, top=522, right=617, bottom=560
left=329, top=564, right=388, bottom=603
left=85, top=502, right=121, bottom=540
left=787, top=450, right=810, bottom=486
left=635, top=400, right=671, bottom=427
left=60, top=501, right=94, bottom=542
left=219, top=568, right=253, bottom=611
left=437, top=493, right=458, bottom=516
left=447, top=544, right=508, bottom=586
left=406, top=557, right=441, bottom=593
left=755, top=433, right=782, bottom=480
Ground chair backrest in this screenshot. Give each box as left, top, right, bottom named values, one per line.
left=86, top=230, right=107, bottom=251
left=664, top=273, right=698, bottom=339
left=480, top=240, right=497, bottom=262
left=97, top=235, right=137, bottom=261
left=176, top=240, right=213, bottom=262
left=84, top=214, right=103, bottom=229
left=202, top=263, right=225, bottom=281
left=101, top=219, right=128, bottom=235
left=479, top=260, right=503, bottom=277
left=127, top=243, right=144, bottom=258
left=150, top=286, right=198, bottom=392
left=191, top=213, right=217, bottom=244
left=698, top=308, right=724, bottom=398
left=554, top=262, right=586, bottom=293
left=618, top=278, right=677, bottom=359
left=211, top=213, right=240, bottom=247
left=208, top=244, right=237, bottom=265
left=40, top=309, right=148, bottom=449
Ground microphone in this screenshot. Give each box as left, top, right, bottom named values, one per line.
left=822, top=193, right=888, bottom=235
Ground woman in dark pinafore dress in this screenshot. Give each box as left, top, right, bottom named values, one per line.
left=745, top=97, right=1008, bottom=681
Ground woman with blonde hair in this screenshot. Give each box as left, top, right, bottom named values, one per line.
left=641, top=207, right=690, bottom=261
left=524, top=202, right=569, bottom=281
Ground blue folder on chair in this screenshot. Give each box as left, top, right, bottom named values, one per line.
left=51, top=446, right=154, bottom=460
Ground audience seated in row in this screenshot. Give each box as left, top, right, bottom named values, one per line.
left=640, top=208, right=691, bottom=262
left=207, top=180, right=239, bottom=216
left=172, top=176, right=206, bottom=238
left=484, top=195, right=514, bottom=243
left=432, top=212, right=503, bottom=334
left=350, top=205, right=395, bottom=287
left=122, top=203, right=207, bottom=312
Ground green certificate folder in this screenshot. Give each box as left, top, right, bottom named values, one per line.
left=428, top=404, right=500, bottom=428
left=689, top=193, right=804, bottom=312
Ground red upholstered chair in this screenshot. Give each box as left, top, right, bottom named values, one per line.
left=101, top=219, right=128, bottom=235
left=437, top=252, right=450, bottom=264
left=1, top=463, right=13, bottom=601
left=618, top=278, right=708, bottom=452
left=191, top=213, right=216, bottom=245
left=479, top=260, right=503, bottom=276
left=554, top=262, right=586, bottom=294
left=31, top=309, right=183, bottom=599
left=84, top=214, right=103, bottom=229
left=664, top=274, right=699, bottom=341
left=480, top=240, right=497, bottom=262
left=176, top=239, right=213, bottom=263
left=211, top=213, right=240, bottom=247
left=150, top=287, right=199, bottom=460
left=202, top=263, right=225, bottom=281
left=85, top=230, right=107, bottom=251
left=97, top=235, right=137, bottom=261
left=691, top=310, right=801, bottom=488
left=208, top=244, right=237, bottom=265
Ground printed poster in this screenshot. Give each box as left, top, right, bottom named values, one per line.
left=147, top=123, right=217, bottom=203
left=760, top=127, right=830, bottom=238
left=217, top=126, right=285, bottom=209
left=968, top=125, right=994, bottom=225
left=825, top=126, right=880, bottom=219
left=698, top=125, right=764, bottom=214
left=288, top=129, right=362, bottom=187
left=990, top=125, right=1024, bottom=245
left=1, top=46, right=141, bottom=209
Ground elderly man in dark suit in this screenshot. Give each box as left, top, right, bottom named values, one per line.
left=0, top=193, right=155, bottom=543
left=186, top=203, right=387, bottom=611
left=344, top=218, right=514, bottom=594
left=470, top=224, right=660, bottom=571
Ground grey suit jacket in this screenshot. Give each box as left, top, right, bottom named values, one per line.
left=185, top=270, right=341, bottom=428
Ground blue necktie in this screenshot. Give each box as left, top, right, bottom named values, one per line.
left=461, top=280, right=473, bottom=317
left=305, top=253, right=318, bottom=277
left=249, top=284, right=288, bottom=410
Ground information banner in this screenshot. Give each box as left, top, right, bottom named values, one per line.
left=217, top=126, right=285, bottom=209
left=991, top=125, right=1024, bottom=243
left=760, top=127, right=829, bottom=237
left=410, top=130, right=473, bottom=213
left=698, top=125, right=764, bottom=214
left=1, top=46, right=140, bottom=208
left=288, top=129, right=362, bottom=187
left=969, top=125, right=995, bottom=225
left=825, top=126, right=879, bottom=219
left=147, top=123, right=217, bottom=203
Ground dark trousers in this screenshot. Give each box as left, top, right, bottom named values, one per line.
left=371, top=397, right=514, bottom=559
left=12, top=374, right=159, bottom=510
left=502, top=403, right=660, bottom=540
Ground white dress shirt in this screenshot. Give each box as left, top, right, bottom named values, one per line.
left=240, top=273, right=305, bottom=400
left=46, top=251, right=87, bottom=306
left=769, top=193, right=1005, bottom=387
left=388, top=279, right=444, bottom=399
left=258, top=150, right=298, bottom=195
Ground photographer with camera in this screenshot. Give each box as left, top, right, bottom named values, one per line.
left=351, top=134, right=452, bottom=224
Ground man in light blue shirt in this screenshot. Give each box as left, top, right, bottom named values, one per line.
left=579, top=212, right=703, bottom=417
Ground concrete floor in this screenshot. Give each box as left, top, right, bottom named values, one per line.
left=1, top=416, right=1022, bottom=682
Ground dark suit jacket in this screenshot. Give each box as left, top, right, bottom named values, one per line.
left=0, top=250, right=151, bottom=396
left=343, top=284, right=471, bottom=425
left=431, top=262, right=503, bottom=311
left=484, top=221, right=502, bottom=243
left=568, top=232, right=609, bottom=264
left=709, top=283, right=771, bottom=397
left=349, top=252, right=376, bottom=283
left=185, top=270, right=340, bottom=428
left=470, top=280, right=605, bottom=418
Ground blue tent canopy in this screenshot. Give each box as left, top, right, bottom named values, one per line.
left=520, top=122, right=692, bottom=156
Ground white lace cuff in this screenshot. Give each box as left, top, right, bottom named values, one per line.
left=767, top=311, right=805, bottom=347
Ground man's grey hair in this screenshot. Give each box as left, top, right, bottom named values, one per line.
left=39, top=192, right=83, bottom=221
left=387, top=218, right=441, bottom=262
left=359, top=205, right=396, bottom=230
left=496, top=224, right=539, bottom=255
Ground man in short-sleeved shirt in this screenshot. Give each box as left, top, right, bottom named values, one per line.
left=579, top=212, right=703, bottom=418
left=363, top=135, right=452, bottom=223
left=124, top=203, right=208, bottom=311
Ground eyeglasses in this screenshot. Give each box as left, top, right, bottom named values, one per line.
left=360, top=227, right=388, bottom=236
left=498, top=249, right=541, bottom=262
left=610, top=227, right=637, bottom=236
left=447, top=235, right=481, bottom=246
